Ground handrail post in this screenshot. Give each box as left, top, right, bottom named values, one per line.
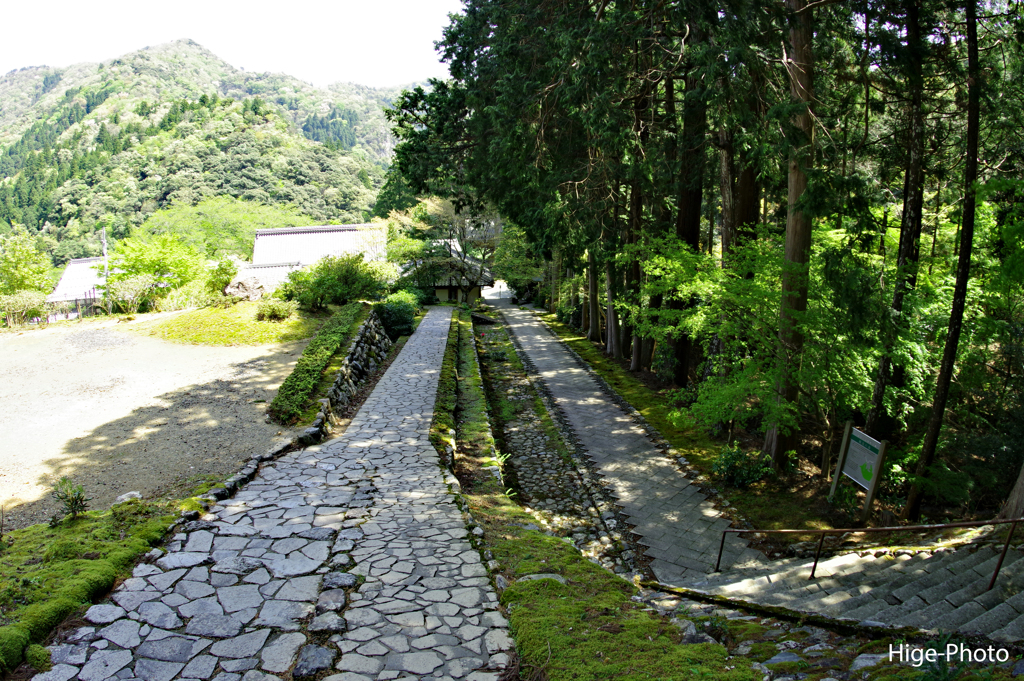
left=716, top=531, right=728, bottom=572
left=810, top=533, right=827, bottom=579
left=988, top=520, right=1018, bottom=591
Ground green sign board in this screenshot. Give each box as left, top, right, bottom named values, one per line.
left=842, top=429, right=882, bottom=490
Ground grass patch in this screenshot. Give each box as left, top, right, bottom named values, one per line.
left=539, top=312, right=830, bottom=539
left=131, top=301, right=327, bottom=345
left=0, top=500, right=175, bottom=672
left=268, top=302, right=368, bottom=424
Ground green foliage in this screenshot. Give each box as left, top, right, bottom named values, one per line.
left=492, top=224, right=542, bottom=294
left=0, top=225, right=52, bottom=294
left=278, top=254, right=386, bottom=311
left=256, top=298, right=298, bottom=321
left=206, top=258, right=238, bottom=295
left=105, top=274, right=156, bottom=314
left=373, top=290, right=419, bottom=340
left=108, top=233, right=204, bottom=290
left=302, top=105, right=359, bottom=151
left=156, top=277, right=222, bottom=312
left=24, top=643, right=51, bottom=672
left=0, top=289, right=47, bottom=327
left=50, top=477, right=90, bottom=523
left=373, top=166, right=419, bottom=217
left=269, top=302, right=366, bottom=423
left=141, top=197, right=313, bottom=259
left=711, top=445, right=773, bottom=489
left=1, top=63, right=387, bottom=264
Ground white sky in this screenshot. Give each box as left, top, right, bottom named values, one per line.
left=0, top=0, right=465, bottom=88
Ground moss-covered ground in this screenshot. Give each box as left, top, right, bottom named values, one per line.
left=0, top=500, right=176, bottom=673
left=131, top=300, right=329, bottom=346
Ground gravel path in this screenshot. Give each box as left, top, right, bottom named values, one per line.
left=0, top=318, right=305, bottom=530
left=37, top=306, right=512, bottom=681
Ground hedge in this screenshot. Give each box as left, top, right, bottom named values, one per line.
left=268, top=302, right=367, bottom=423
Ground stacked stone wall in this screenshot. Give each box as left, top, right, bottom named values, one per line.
left=300, top=310, right=394, bottom=446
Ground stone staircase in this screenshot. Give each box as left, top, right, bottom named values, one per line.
left=681, top=544, right=1024, bottom=642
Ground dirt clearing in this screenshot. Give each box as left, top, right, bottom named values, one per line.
left=0, top=317, right=307, bottom=530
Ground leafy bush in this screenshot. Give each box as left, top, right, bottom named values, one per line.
left=256, top=299, right=298, bottom=321
left=278, top=254, right=386, bottom=311
left=374, top=290, right=418, bottom=340
left=156, top=277, right=221, bottom=311
left=206, top=258, right=238, bottom=294
left=0, top=290, right=47, bottom=327
left=711, top=445, right=772, bottom=488
left=108, top=233, right=204, bottom=290
left=269, top=302, right=365, bottom=423
left=105, top=274, right=157, bottom=314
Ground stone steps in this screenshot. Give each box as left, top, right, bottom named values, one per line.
left=680, top=543, right=1024, bottom=642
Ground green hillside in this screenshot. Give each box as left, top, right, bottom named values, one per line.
left=0, top=39, right=416, bottom=264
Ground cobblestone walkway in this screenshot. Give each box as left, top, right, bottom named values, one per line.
left=38, top=307, right=512, bottom=681
left=487, top=292, right=761, bottom=586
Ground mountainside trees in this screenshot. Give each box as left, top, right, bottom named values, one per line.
left=389, top=0, right=1024, bottom=521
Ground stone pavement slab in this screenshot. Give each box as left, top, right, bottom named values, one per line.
left=39, top=307, right=510, bottom=681
left=487, top=291, right=761, bottom=585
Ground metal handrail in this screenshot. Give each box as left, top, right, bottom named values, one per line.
left=715, top=517, right=1024, bottom=590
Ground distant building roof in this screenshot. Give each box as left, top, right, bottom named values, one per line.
left=235, top=262, right=302, bottom=291
left=251, top=224, right=384, bottom=266
left=47, top=257, right=105, bottom=302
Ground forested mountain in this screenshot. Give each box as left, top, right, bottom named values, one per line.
left=390, top=0, right=1024, bottom=521
left=0, top=39, right=415, bottom=264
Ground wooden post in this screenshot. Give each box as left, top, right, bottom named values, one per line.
left=860, top=440, right=888, bottom=524
left=828, top=421, right=853, bottom=502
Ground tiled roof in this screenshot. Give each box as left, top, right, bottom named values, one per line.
left=47, top=257, right=106, bottom=302
left=252, top=224, right=385, bottom=266
left=235, top=262, right=302, bottom=291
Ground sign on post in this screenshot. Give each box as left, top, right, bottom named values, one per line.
left=828, top=422, right=888, bottom=523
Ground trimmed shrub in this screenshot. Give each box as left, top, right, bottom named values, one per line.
left=374, top=290, right=418, bottom=341
left=256, top=299, right=298, bottom=321
left=711, top=444, right=773, bottom=488
left=269, top=302, right=365, bottom=423
left=278, top=254, right=386, bottom=311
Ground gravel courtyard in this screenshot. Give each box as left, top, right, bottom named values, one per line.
left=0, top=317, right=306, bottom=530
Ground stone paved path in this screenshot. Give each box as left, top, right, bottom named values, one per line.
left=38, top=307, right=512, bottom=681
left=486, top=291, right=761, bottom=586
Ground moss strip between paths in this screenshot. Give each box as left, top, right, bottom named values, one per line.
left=425, top=307, right=760, bottom=681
